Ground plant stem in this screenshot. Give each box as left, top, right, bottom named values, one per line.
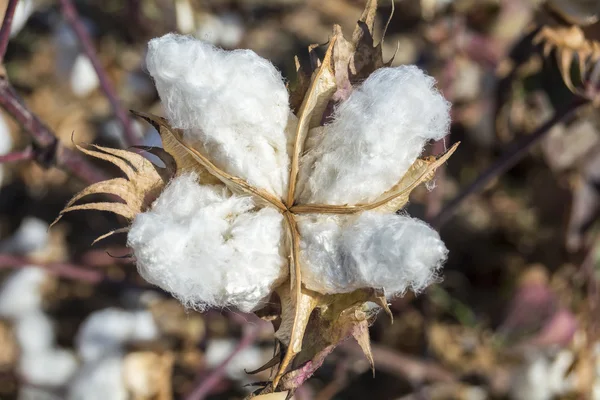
left=0, top=254, right=103, bottom=282
left=0, top=0, right=18, bottom=63
left=431, top=97, right=589, bottom=228
left=0, top=146, right=32, bottom=163
left=59, top=0, right=139, bottom=146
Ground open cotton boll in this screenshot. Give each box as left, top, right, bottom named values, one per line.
left=127, top=173, right=287, bottom=313
left=298, top=65, right=451, bottom=205
left=19, top=349, right=78, bottom=387
left=146, top=34, right=290, bottom=197
left=14, top=311, right=55, bottom=354
left=10, top=0, right=36, bottom=38
left=299, top=212, right=447, bottom=297
left=76, top=308, right=158, bottom=362
left=69, top=54, right=100, bottom=98
left=0, top=267, right=49, bottom=318
left=68, top=355, right=127, bottom=400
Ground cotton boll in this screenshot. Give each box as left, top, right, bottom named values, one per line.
left=0, top=217, right=49, bottom=255
left=0, top=267, right=49, bottom=318
left=69, top=54, right=100, bottom=98
left=299, top=212, right=447, bottom=297
left=67, top=355, right=127, bottom=400
left=10, top=0, right=36, bottom=37
left=511, top=350, right=576, bottom=400
left=146, top=34, right=290, bottom=197
left=298, top=65, right=451, bottom=205
left=19, top=349, right=78, bottom=387
left=75, top=308, right=158, bottom=362
left=128, top=173, right=287, bottom=312
left=18, top=386, right=63, bottom=400
left=14, top=311, right=54, bottom=354
left=205, top=339, right=268, bottom=381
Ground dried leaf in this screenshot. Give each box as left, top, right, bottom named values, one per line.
left=52, top=144, right=165, bottom=235
left=286, top=36, right=338, bottom=207
left=130, top=110, right=220, bottom=184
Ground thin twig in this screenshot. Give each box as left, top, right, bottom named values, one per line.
left=59, top=0, right=139, bottom=147
left=0, top=146, right=32, bottom=163
left=0, top=78, right=108, bottom=184
left=185, top=326, right=259, bottom=400
left=0, top=254, right=103, bottom=283
left=0, top=0, right=19, bottom=62
left=431, top=98, right=589, bottom=228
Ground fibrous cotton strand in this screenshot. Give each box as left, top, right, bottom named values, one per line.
left=127, top=173, right=287, bottom=313
left=297, top=66, right=451, bottom=205
left=299, top=212, right=447, bottom=297
left=146, top=34, right=290, bottom=197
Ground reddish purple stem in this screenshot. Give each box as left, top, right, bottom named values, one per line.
left=0, top=254, right=103, bottom=283
left=0, top=0, right=19, bottom=63
left=59, top=0, right=139, bottom=147
left=0, top=146, right=32, bottom=163
left=185, top=326, right=259, bottom=400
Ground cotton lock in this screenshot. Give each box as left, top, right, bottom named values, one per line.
left=299, top=212, right=447, bottom=297
left=127, top=173, right=288, bottom=313
left=146, top=34, right=291, bottom=197
left=297, top=66, right=451, bottom=205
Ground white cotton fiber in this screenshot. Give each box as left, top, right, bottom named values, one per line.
left=0, top=267, right=48, bottom=318
left=297, top=66, right=451, bottom=205
left=127, top=173, right=287, bottom=313
left=10, top=0, right=36, bottom=37
left=75, top=308, right=158, bottom=362
left=205, top=339, right=267, bottom=381
left=67, top=355, right=127, bottom=400
left=19, top=349, right=78, bottom=387
left=299, top=212, right=447, bottom=297
left=69, top=54, right=100, bottom=98
left=146, top=34, right=290, bottom=197
left=0, top=217, right=49, bottom=255
left=14, top=311, right=54, bottom=354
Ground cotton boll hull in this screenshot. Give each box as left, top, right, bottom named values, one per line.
left=145, top=34, right=290, bottom=197
left=297, top=65, right=451, bottom=205
left=127, top=173, right=288, bottom=313
left=299, top=212, right=447, bottom=297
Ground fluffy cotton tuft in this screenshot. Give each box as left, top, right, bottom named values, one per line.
left=205, top=339, right=268, bottom=381
left=75, top=308, right=158, bottom=362
left=19, top=349, right=78, bottom=387
left=0, top=217, right=49, bottom=255
left=128, top=173, right=287, bottom=312
left=14, top=311, right=55, bottom=354
left=68, top=355, right=127, bottom=400
left=0, top=267, right=48, bottom=318
left=146, top=34, right=290, bottom=197
left=298, top=65, right=451, bottom=205
left=299, top=212, right=447, bottom=297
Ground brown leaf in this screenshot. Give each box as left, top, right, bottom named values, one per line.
left=286, top=35, right=338, bottom=207
left=290, top=143, right=460, bottom=215
left=130, top=110, right=220, bottom=185
left=52, top=144, right=166, bottom=236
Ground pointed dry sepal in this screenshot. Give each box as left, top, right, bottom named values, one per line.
left=291, top=142, right=460, bottom=215
left=51, top=144, right=167, bottom=242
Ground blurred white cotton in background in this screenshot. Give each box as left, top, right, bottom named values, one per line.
left=10, top=0, right=37, bottom=37
left=0, top=113, right=13, bottom=186
left=299, top=212, right=447, bottom=297
left=195, top=13, right=245, bottom=48
left=53, top=21, right=100, bottom=98
left=146, top=34, right=290, bottom=197
left=68, top=355, right=127, bottom=400
left=0, top=267, right=48, bottom=318
left=205, top=339, right=267, bottom=381
left=297, top=65, right=451, bottom=205
left=0, top=217, right=49, bottom=255
left=75, top=308, right=158, bottom=362
left=511, top=350, right=576, bottom=400
left=14, top=311, right=54, bottom=353
left=19, top=349, right=78, bottom=387
left=128, top=173, right=287, bottom=312
left=69, top=54, right=99, bottom=98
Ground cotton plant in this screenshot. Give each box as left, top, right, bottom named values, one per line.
left=53, top=1, right=457, bottom=396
